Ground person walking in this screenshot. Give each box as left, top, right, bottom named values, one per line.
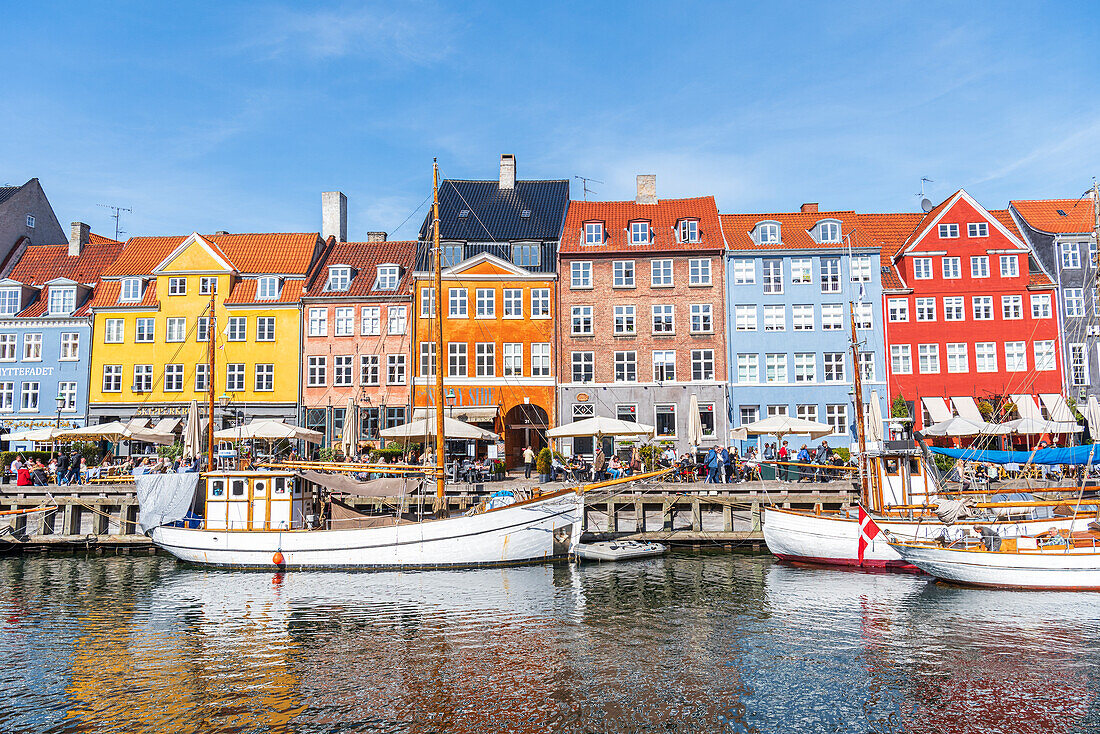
left=55, top=451, right=69, bottom=486
left=522, top=445, right=536, bottom=479
left=718, top=445, right=731, bottom=484
left=778, top=441, right=789, bottom=481
left=795, top=444, right=811, bottom=482
left=593, top=447, right=607, bottom=482
left=814, top=440, right=830, bottom=482
left=704, top=446, right=719, bottom=483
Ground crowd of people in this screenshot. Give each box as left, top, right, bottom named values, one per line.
left=8, top=451, right=203, bottom=486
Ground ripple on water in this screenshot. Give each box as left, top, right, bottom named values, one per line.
left=1, top=552, right=1099, bottom=734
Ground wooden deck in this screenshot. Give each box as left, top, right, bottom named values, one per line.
left=0, top=478, right=864, bottom=554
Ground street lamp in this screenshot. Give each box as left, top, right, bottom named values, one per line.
left=54, top=394, right=65, bottom=454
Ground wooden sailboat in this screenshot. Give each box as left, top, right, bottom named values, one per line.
left=141, top=160, right=638, bottom=569
left=761, top=305, right=1093, bottom=569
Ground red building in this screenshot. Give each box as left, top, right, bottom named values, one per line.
left=862, top=189, right=1062, bottom=429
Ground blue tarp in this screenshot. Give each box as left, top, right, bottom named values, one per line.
left=930, top=444, right=1100, bottom=466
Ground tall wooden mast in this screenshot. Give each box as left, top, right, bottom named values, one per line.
left=207, top=291, right=216, bottom=469
left=849, top=303, right=870, bottom=506
left=433, top=160, right=446, bottom=501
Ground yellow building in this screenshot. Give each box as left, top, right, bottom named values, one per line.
left=88, top=232, right=323, bottom=428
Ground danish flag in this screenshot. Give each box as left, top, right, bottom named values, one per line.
left=857, top=505, right=881, bottom=566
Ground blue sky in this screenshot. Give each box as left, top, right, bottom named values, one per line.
left=3, top=1, right=1098, bottom=241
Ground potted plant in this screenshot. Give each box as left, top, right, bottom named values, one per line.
left=536, top=447, right=553, bottom=483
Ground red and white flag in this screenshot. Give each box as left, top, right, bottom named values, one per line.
left=857, top=505, right=881, bottom=566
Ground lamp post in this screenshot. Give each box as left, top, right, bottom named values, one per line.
left=54, top=394, right=64, bottom=456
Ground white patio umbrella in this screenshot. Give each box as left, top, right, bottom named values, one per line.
left=686, top=393, right=704, bottom=448
left=56, top=421, right=176, bottom=445
left=740, top=415, right=833, bottom=441
left=2, top=426, right=63, bottom=442
left=379, top=416, right=498, bottom=441
left=341, top=398, right=358, bottom=457
left=865, top=391, right=885, bottom=444
left=922, top=416, right=990, bottom=437
left=214, top=419, right=323, bottom=443
left=545, top=415, right=655, bottom=439
left=991, top=418, right=1083, bottom=436
left=181, top=400, right=203, bottom=459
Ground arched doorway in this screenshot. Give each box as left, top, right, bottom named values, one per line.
left=503, top=404, right=549, bottom=470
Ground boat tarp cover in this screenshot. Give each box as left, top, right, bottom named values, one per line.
left=930, top=444, right=1100, bottom=466
left=136, top=473, right=201, bottom=533
left=295, top=470, right=423, bottom=497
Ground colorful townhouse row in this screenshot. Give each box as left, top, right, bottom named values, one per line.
left=0, top=162, right=1094, bottom=462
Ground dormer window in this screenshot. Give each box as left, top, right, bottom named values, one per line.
left=120, top=278, right=142, bottom=302
left=256, top=276, right=280, bottom=300
left=678, top=219, right=699, bottom=243
left=458, top=209, right=470, bottom=218
left=0, top=288, right=20, bottom=316
left=630, top=221, right=650, bottom=244
left=819, top=221, right=841, bottom=243
left=441, top=244, right=464, bottom=267
left=584, top=222, right=603, bottom=245
left=375, top=265, right=400, bottom=291
left=757, top=222, right=780, bottom=244
left=326, top=267, right=351, bottom=292
left=25, top=215, right=35, bottom=228
left=48, top=287, right=76, bottom=315
left=512, top=243, right=540, bottom=268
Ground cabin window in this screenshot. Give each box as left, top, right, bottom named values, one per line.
left=253, top=480, right=267, bottom=496
left=274, top=477, right=288, bottom=495
left=884, top=459, right=899, bottom=475
left=909, top=458, right=922, bottom=476
left=211, top=479, right=225, bottom=497
left=231, top=479, right=246, bottom=497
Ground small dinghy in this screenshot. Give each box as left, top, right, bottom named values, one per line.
left=574, top=540, right=668, bottom=563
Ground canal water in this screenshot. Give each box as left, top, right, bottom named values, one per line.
left=1, top=552, right=1098, bottom=734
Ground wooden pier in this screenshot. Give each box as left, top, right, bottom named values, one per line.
left=0, top=479, right=859, bottom=554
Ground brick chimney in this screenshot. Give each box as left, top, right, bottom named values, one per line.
left=800, top=203, right=819, bottom=213
left=366, top=232, right=387, bottom=242
left=636, top=175, right=657, bottom=205
left=499, top=154, right=516, bottom=190
left=69, top=222, right=90, bottom=257
left=322, top=191, right=347, bottom=242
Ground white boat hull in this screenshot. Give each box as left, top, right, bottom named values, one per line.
left=151, top=490, right=582, bottom=570
left=889, top=541, right=1100, bottom=590
left=763, top=507, right=1085, bottom=570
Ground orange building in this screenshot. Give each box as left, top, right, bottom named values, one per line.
left=414, top=156, right=568, bottom=467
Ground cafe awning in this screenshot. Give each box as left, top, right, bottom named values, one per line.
left=1039, top=393, right=1076, bottom=423
left=951, top=397, right=984, bottom=424
left=412, top=406, right=499, bottom=423
left=1011, top=394, right=1044, bottom=422
left=921, top=397, right=952, bottom=424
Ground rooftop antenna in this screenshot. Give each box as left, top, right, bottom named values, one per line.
left=574, top=175, right=603, bottom=201
left=917, top=177, right=934, bottom=213
left=98, top=203, right=131, bottom=241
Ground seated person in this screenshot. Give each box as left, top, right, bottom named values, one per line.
left=32, top=461, right=49, bottom=486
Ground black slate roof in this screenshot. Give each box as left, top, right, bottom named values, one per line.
left=0, top=185, right=23, bottom=206
left=418, top=179, right=569, bottom=242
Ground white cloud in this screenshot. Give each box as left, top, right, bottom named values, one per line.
left=243, top=2, right=457, bottom=64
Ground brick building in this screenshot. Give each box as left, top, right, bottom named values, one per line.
left=863, top=189, right=1063, bottom=429
left=558, top=176, right=727, bottom=457
left=300, top=234, right=416, bottom=448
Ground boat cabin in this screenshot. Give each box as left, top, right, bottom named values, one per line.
left=204, top=471, right=308, bottom=531
left=868, top=444, right=938, bottom=511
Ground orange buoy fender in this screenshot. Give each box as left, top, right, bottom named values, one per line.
left=272, top=551, right=285, bottom=566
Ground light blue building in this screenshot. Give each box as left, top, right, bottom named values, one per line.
left=0, top=224, right=122, bottom=452
left=721, top=207, right=887, bottom=448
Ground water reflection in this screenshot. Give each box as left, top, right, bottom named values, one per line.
left=1, top=553, right=1098, bottom=733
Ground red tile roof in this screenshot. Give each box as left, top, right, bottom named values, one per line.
left=89, top=233, right=121, bottom=245
left=721, top=210, right=861, bottom=251
left=88, top=279, right=160, bottom=309
left=1011, top=197, right=1097, bottom=234
left=854, top=212, right=926, bottom=261
left=7, top=241, right=125, bottom=287
left=102, top=233, right=321, bottom=278
left=560, top=197, right=723, bottom=254
left=224, top=278, right=305, bottom=306
left=1028, top=271, right=1055, bottom=288
left=302, top=240, right=417, bottom=298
